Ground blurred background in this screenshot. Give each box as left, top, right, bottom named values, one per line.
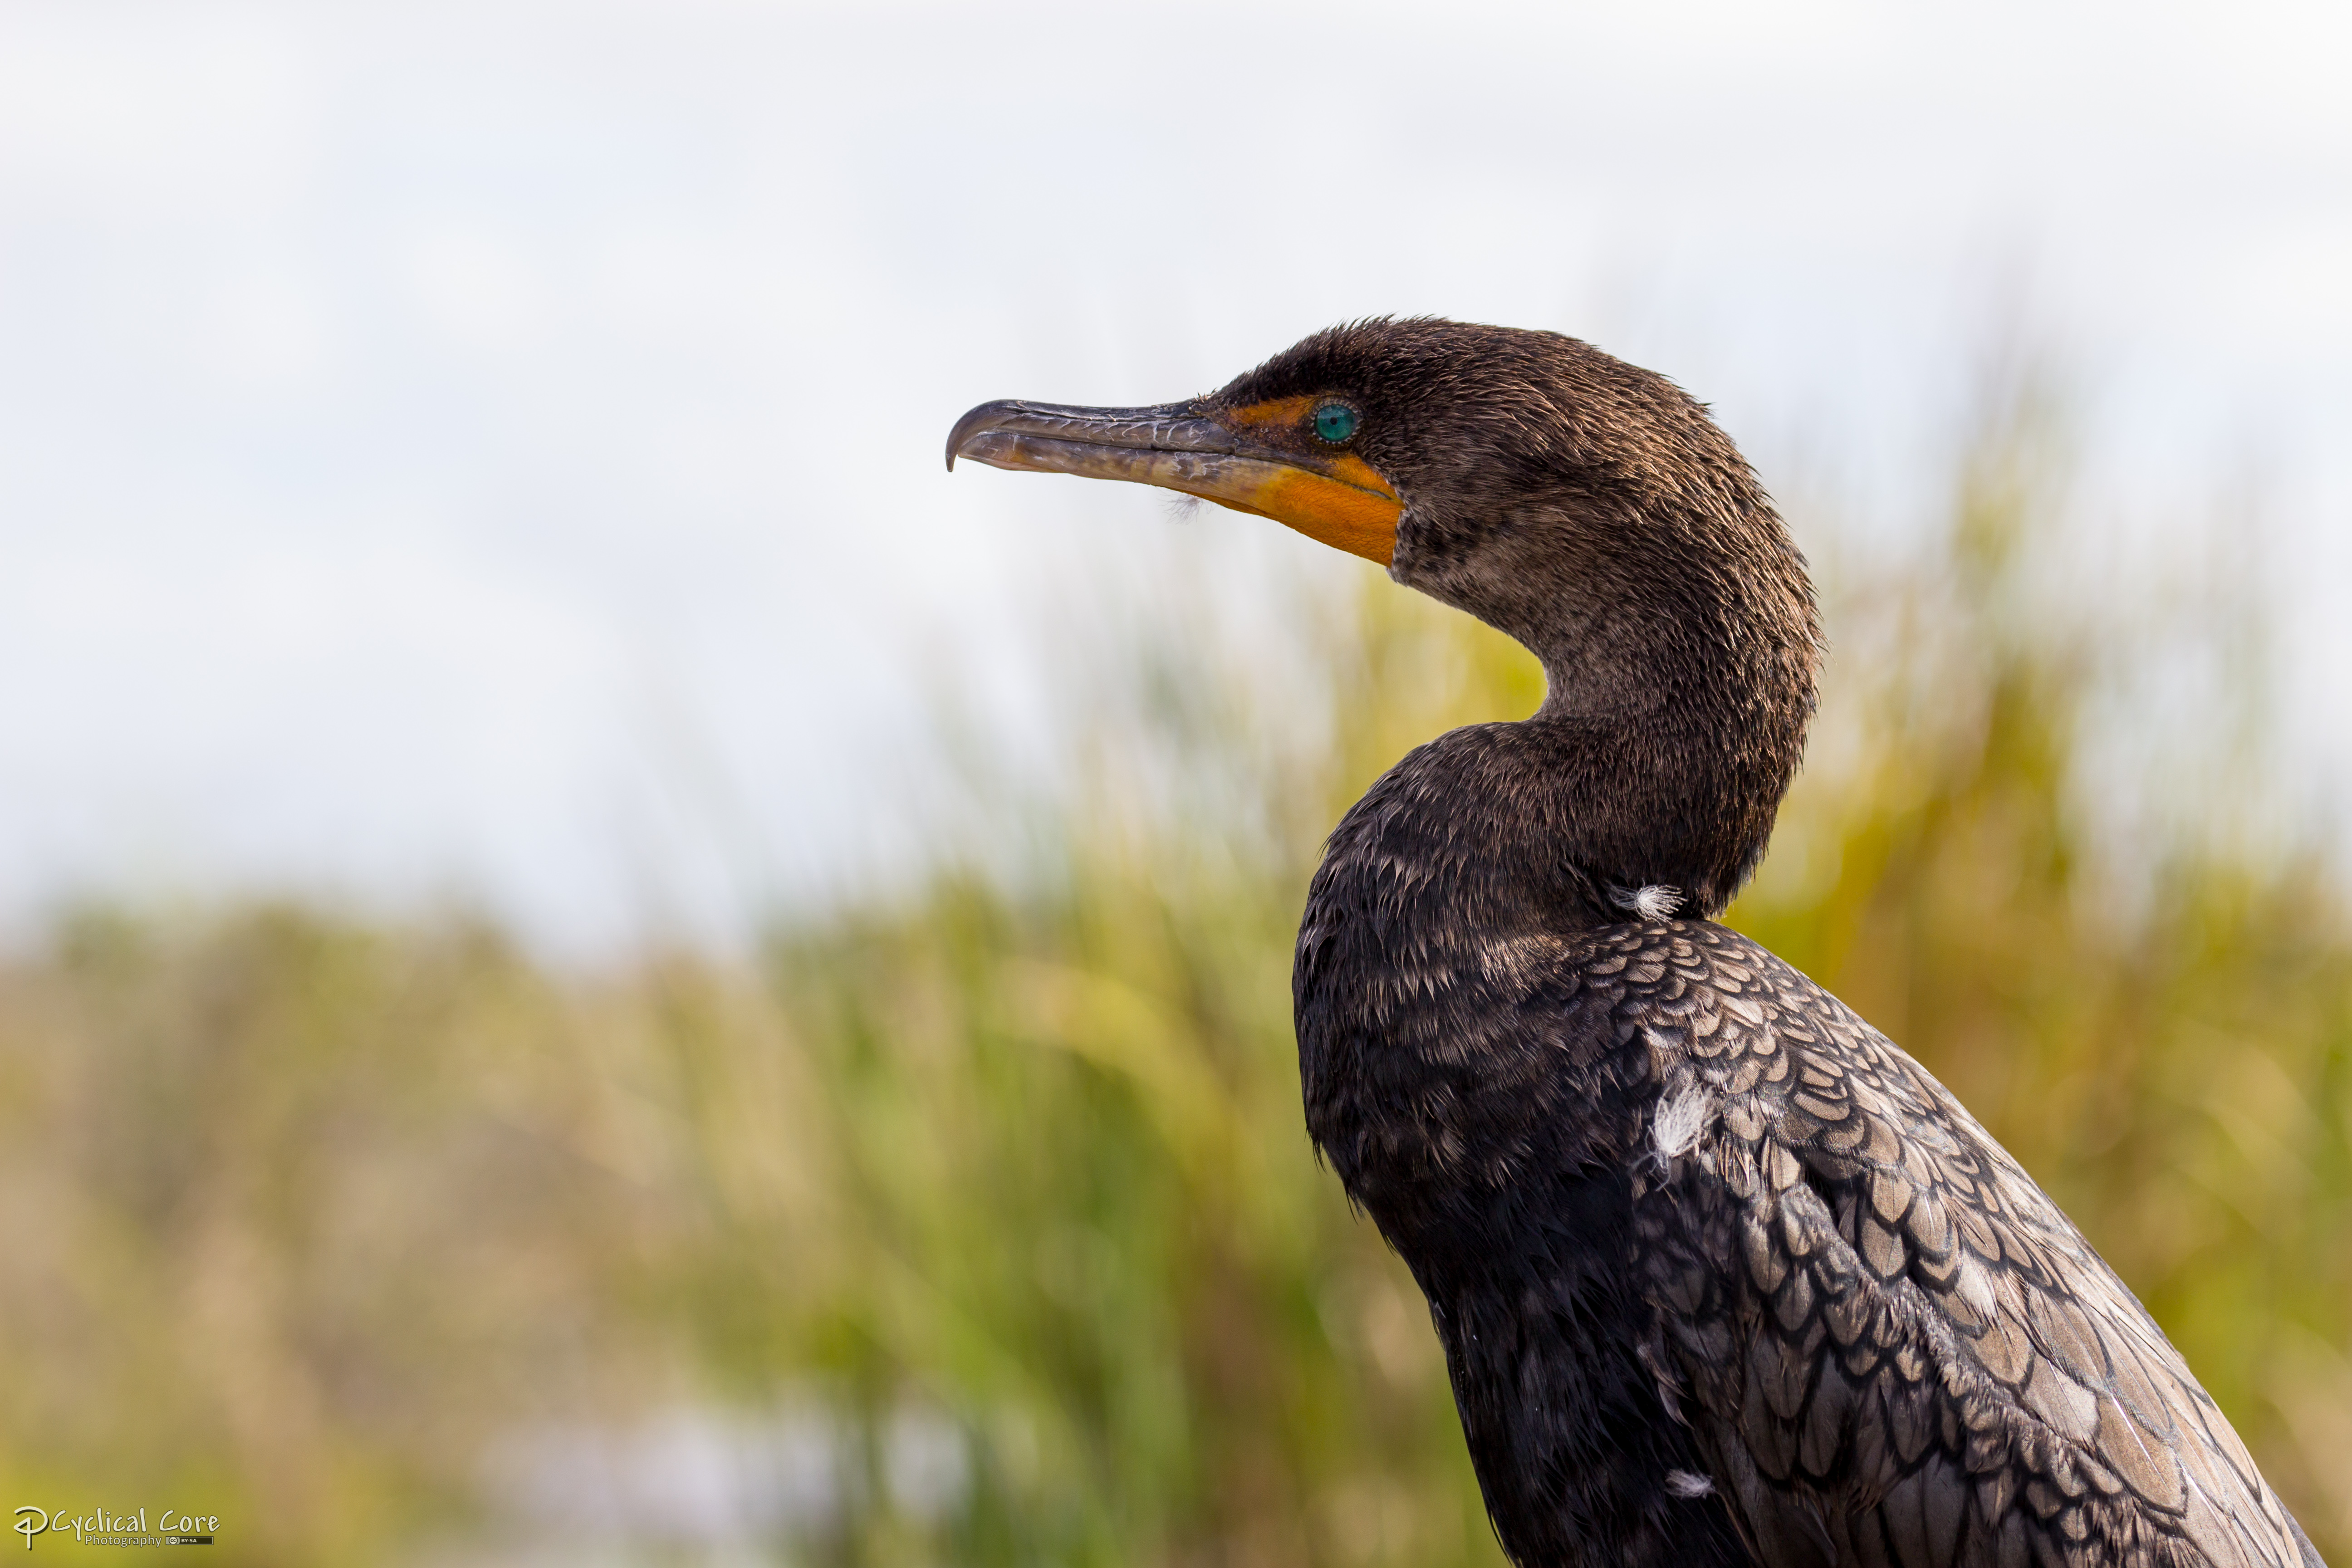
left=1, top=1, right=2348, bottom=1563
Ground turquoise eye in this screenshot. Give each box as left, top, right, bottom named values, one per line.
left=1313, top=402, right=1359, bottom=443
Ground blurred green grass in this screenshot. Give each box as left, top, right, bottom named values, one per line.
left=1, top=380, right=2347, bottom=1566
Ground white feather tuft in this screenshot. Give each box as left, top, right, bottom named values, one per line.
left=1608, top=884, right=1685, bottom=921
left=1665, top=1469, right=1716, bottom=1499
left=1652, top=1083, right=1714, bottom=1160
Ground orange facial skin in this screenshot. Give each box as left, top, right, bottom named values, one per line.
left=1214, top=398, right=1401, bottom=565
left=1227, top=453, right=1401, bottom=565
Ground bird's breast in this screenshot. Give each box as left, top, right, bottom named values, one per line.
left=1297, top=843, right=1642, bottom=1245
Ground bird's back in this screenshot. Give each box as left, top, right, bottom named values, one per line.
left=1605, top=919, right=2321, bottom=1568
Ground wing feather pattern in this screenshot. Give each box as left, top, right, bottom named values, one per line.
left=1578, top=922, right=2323, bottom=1568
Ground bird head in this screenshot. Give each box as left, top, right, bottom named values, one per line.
left=949, top=318, right=1821, bottom=914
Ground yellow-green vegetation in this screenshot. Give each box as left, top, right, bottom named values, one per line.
left=0, top=386, right=2345, bottom=1566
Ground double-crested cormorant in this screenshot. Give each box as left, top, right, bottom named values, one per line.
left=946, top=319, right=2325, bottom=1568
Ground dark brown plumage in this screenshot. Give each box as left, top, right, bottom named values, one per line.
left=948, top=319, right=2326, bottom=1568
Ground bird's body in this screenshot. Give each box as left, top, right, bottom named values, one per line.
left=1301, top=724, right=2317, bottom=1568
left=949, top=319, right=2326, bottom=1568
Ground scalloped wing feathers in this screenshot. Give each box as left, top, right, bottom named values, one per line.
left=1583, top=922, right=2321, bottom=1568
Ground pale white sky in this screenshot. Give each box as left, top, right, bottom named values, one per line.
left=0, top=0, right=2347, bottom=952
